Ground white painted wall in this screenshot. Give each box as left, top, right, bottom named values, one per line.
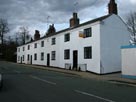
left=121, top=46, right=136, bottom=76
left=17, top=21, right=101, bottom=73
left=17, top=14, right=130, bottom=74
left=17, top=45, right=26, bottom=64
left=58, top=22, right=101, bottom=73
left=100, top=14, right=130, bottom=74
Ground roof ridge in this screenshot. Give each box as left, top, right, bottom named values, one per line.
left=18, top=14, right=112, bottom=47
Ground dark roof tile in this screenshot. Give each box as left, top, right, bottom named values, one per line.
left=18, top=14, right=111, bottom=47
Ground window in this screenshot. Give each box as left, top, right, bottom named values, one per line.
left=84, top=46, right=92, bottom=59
left=41, top=41, right=44, bottom=47
left=84, top=27, right=92, bottom=38
left=27, top=54, right=30, bottom=61
left=51, top=51, right=56, bottom=60
left=52, top=38, right=56, bottom=45
left=18, top=48, right=20, bottom=52
left=22, top=55, right=24, bottom=61
left=18, top=56, right=20, bottom=61
left=64, top=49, right=70, bottom=59
left=64, top=33, right=70, bottom=42
left=41, top=52, right=44, bottom=60
left=23, top=47, right=25, bottom=51
left=28, top=45, right=30, bottom=50
left=34, top=53, right=37, bottom=60
left=34, top=43, right=37, bottom=48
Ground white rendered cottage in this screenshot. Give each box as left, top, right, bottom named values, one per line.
left=17, top=0, right=130, bottom=74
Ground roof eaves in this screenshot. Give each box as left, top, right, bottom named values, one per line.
left=17, top=14, right=111, bottom=47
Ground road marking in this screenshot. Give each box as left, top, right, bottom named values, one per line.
left=30, top=75, right=56, bottom=85
left=75, top=90, right=115, bottom=102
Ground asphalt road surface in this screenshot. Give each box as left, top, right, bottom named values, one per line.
left=0, top=61, right=136, bottom=102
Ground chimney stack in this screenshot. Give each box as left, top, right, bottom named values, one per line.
left=70, top=12, right=80, bottom=27
left=108, top=0, right=118, bottom=15
left=34, top=30, right=40, bottom=40
left=46, top=24, right=56, bottom=36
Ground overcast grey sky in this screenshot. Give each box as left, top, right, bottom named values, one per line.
left=0, top=0, right=136, bottom=37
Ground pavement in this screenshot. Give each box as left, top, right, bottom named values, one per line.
left=17, top=63, right=136, bottom=86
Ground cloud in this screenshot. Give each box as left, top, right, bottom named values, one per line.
left=117, top=0, right=136, bottom=21
left=0, top=0, right=136, bottom=37
left=130, top=0, right=136, bottom=4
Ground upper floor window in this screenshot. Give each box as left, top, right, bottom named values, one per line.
left=84, top=27, right=92, bottom=38
left=52, top=38, right=56, bottom=45
left=64, top=33, right=70, bottom=42
left=64, top=49, right=70, bottom=60
left=34, top=43, right=37, bottom=48
left=41, top=41, right=44, bottom=47
left=18, top=48, right=20, bottom=52
left=84, top=46, right=92, bottom=59
left=23, top=47, right=25, bottom=51
left=28, top=45, right=30, bottom=50
left=51, top=51, right=56, bottom=60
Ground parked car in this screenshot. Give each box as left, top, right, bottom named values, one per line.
left=0, top=74, right=3, bottom=89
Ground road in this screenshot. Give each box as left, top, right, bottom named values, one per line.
left=0, top=61, right=136, bottom=102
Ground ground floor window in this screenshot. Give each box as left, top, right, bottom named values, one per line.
left=64, top=49, right=70, bottom=59
left=84, top=46, right=92, bottom=59
left=18, top=56, right=20, bottom=61
left=41, top=52, right=44, bottom=61
left=51, top=51, right=56, bottom=60
left=34, top=53, right=37, bottom=60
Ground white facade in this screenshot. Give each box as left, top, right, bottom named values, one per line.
left=121, top=45, right=136, bottom=79
left=17, top=14, right=130, bottom=74
left=100, top=15, right=130, bottom=74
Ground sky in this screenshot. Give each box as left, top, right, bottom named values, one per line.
left=0, top=0, right=136, bottom=38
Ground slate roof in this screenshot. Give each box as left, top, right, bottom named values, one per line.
left=46, top=14, right=111, bottom=37
left=18, top=14, right=111, bottom=47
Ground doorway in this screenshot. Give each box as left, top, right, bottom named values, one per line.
left=21, top=57, right=22, bottom=64
left=73, top=50, right=78, bottom=69
left=47, top=53, right=50, bottom=66
left=30, top=55, right=32, bottom=64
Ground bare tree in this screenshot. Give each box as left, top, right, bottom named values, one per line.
left=0, top=18, right=9, bottom=45
left=126, top=12, right=136, bottom=45
left=17, top=26, right=30, bottom=44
